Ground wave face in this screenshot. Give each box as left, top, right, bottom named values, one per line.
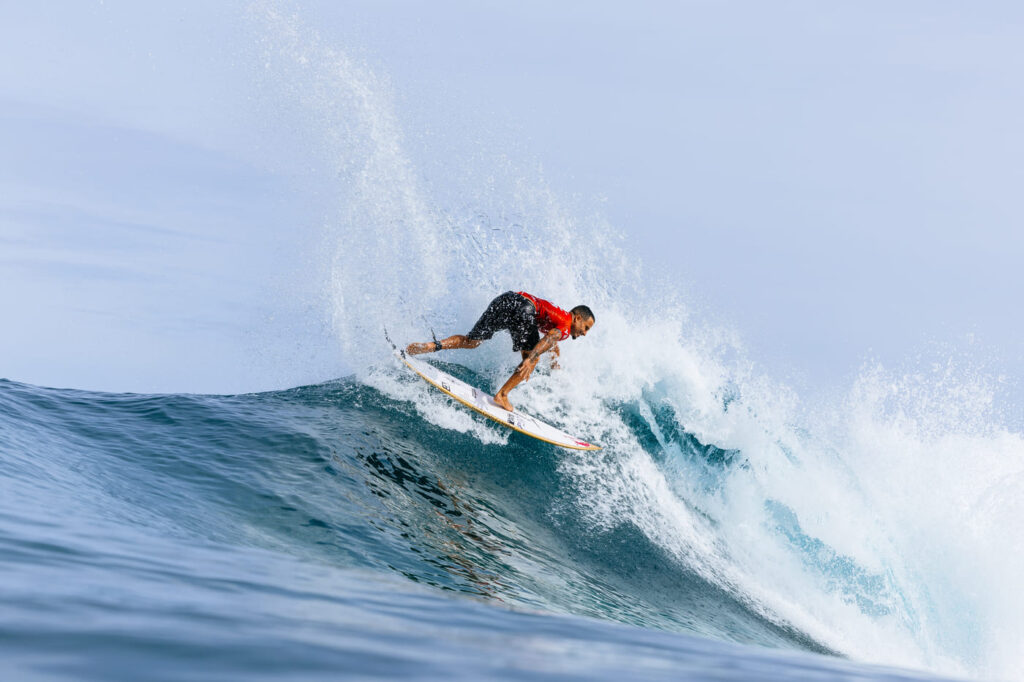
left=236, top=9, right=1024, bottom=680
left=0, top=376, right=815, bottom=645
left=0, top=375, right=973, bottom=680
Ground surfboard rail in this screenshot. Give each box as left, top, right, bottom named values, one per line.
left=393, top=348, right=601, bottom=451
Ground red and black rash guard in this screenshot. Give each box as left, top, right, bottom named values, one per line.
left=517, top=292, right=572, bottom=340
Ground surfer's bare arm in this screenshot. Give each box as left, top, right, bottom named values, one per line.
left=495, top=330, right=561, bottom=410
left=527, top=330, right=560, bottom=365
left=550, top=342, right=560, bottom=370
left=512, top=332, right=560, bottom=383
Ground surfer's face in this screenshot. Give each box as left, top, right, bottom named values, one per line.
left=571, top=314, right=594, bottom=339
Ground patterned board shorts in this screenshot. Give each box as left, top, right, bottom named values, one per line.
left=466, top=291, right=539, bottom=352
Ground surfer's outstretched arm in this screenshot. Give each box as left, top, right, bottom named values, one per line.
left=495, top=330, right=561, bottom=410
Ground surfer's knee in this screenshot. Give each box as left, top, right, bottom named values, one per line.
left=446, top=335, right=482, bottom=349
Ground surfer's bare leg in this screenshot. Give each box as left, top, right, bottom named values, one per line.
left=490, top=351, right=535, bottom=410
left=495, top=357, right=542, bottom=411
left=406, top=335, right=482, bottom=355
left=493, top=386, right=516, bottom=411
left=494, top=330, right=561, bottom=410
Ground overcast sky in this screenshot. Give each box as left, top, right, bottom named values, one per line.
left=2, top=1, right=1022, bottom=400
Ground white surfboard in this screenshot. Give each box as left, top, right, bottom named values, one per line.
left=394, top=349, right=600, bottom=451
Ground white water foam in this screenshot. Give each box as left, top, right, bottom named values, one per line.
left=250, top=6, right=1024, bottom=679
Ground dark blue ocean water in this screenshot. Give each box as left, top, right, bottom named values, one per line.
left=0, top=373, right=963, bottom=681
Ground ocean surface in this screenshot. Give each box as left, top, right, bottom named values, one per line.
left=0, top=373, right=971, bottom=681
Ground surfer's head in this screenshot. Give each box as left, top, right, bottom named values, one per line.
left=569, top=306, right=595, bottom=339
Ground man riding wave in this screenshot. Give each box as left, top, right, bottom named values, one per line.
left=406, top=291, right=595, bottom=411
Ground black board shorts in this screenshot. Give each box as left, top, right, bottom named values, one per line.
left=466, top=291, right=540, bottom=352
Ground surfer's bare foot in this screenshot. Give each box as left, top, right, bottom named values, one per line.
left=406, top=343, right=432, bottom=355
left=494, top=393, right=514, bottom=411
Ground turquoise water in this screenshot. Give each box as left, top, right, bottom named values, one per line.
left=0, top=375, right=962, bottom=680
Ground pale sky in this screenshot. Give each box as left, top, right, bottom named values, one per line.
left=2, top=1, right=1023, bottom=402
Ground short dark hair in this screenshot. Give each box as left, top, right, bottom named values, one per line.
left=570, top=305, right=594, bottom=322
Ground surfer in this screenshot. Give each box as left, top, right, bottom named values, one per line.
left=406, top=291, right=595, bottom=411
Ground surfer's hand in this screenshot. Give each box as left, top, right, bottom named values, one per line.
left=516, top=357, right=538, bottom=382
